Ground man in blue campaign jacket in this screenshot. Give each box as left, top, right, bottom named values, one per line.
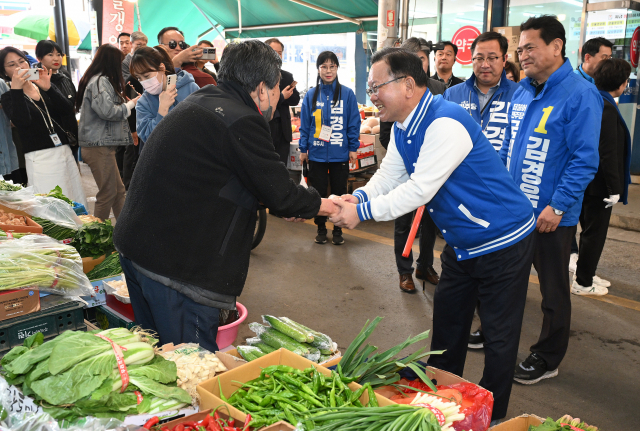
left=327, top=48, right=535, bottom=423
left=499, top=16, right=601, bottom=386
left=444, top=32, right=520, bottom=151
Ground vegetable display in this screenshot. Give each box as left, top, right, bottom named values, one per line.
left=32, top=216, right=78, bottom=241
left=0, top=229, right=33, bottom=239
left=0, top=235, right=93, bottom=295
left=71, top=220, right=115, bottom=258
left=0, top=210, right=28, bottom=226
left=0, top=328, right=191, bottom=423
left=224, top=365, right=379, bottom=428
left=337, top=317, right=443, bottom=388
left=40, top=185, right=73, bottom=205
left=531, top=416, right=599, bottom=431
left=86, top=252, right=123, bottom=280
left=0, top=180, right=22, bottom=191
left=240, top=317, right=338, bottom=364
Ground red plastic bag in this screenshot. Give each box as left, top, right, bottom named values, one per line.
left=399, top=380, right=494, bottom=431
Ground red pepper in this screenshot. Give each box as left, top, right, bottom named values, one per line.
left=173, top=425, right=185, bottom=431
left=223, top=428, right=238, bottom=431
left=143, top=417, right=160, bottom=430
left=161, top=428, right=171, bottom=431
left=213, top=411, right=221, bottom=422
left=182, top=422, right=198, bottom=428
left=227, top=419, right=235, bottom=427
left=208, top=421, right=222, bottom=431
left=242, top=414, right=252, bottom=431
left=200, top=416, right=211, bottom=427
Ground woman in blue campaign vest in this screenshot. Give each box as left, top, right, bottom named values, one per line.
left=299, top=51, right=360, bottom=246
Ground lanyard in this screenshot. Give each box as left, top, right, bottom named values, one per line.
left=24, top=87, right=55, bottom=135
left=467, top=89, right=503, bottom=134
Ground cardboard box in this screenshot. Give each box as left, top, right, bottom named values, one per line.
left=287, top=141, right=302, bottom=171
left=495, top=26, right=521, bottom=52
left=350, top=155, right=377, bottom=171
left=0, top=289, right=40, bottom=321
left=0, top=203, right=30, bottom=218
left=262, top=421, right=296, bottom=431
left=224, top=347, right=341, bottom=367
left=0, top=215, right=43, bottom=234
left=197, top=349, right=393, bottom=424
left=360, top=133, right=381, bottom=148
left=506, top=49, right=520, bottom=64
left=489, top=414, right=544, bottom=430
left=161, top=409, right=296, bottom=431
left=357, top=142, right=375, bottom=158
left=375, top=144, right=387, bottom=167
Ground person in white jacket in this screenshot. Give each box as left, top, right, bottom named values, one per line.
left=329, top=48, right=535, bottom=424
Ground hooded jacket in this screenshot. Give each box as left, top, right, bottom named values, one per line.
left=135, top=69, right=200, bottom=142
left=499, top=59, right=602, bottom=226
left=114, top=80, right=322, bottom=304
left=299, top=80, right=360, bottom=162
left=443, top=70, right=519, bottom=151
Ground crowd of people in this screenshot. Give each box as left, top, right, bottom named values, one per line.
left=0, top=14, right=632, bottom=426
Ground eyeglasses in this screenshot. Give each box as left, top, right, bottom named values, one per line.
left=4, top=57, right=28, bottom=69
left=164, top=40, right=189, bottom=50
left=366, top=76, right=407, bottom=96
left=472, top=56, right=502, bottom=65
left=319, top=65, right=337, bottom=72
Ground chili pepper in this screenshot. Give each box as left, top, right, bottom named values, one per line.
left=259, top=395, right=272, bottom=407
left=208, top=421, right=221, bottom=431
left=260, top=365, right=300, bottom=377
left=172, top=425, right=185, bottom=431
left=182, top=422, right=199, bottom=428
left=161, top=427, right=171, bottom=431
left=214, top=410, right=221, bottom=422
left=200, top=415, right=211, bottom=427
left=312, top=372, right=321, bottom=394
left=350, top=384, right=368, bottom=403
left=222, top=428, right=237, bottom=431
left=330, top=387, right=337, bottom=408
left=242, top=413, right=252, bottom=430
left=143, top=416, right=160, bottom=429
left=283, top=406, right=297, bottom=426
left=367, top=384, right=379, bottom=407
left=227, top=419, right=235, bottom=427
left=298, top=392, right=324, bottom=408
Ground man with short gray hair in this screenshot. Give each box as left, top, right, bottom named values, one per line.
left=114, top=40, right=337, bottom=353
left=122, top=31, right=148, bottom=81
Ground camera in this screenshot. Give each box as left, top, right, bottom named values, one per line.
left=201, top=47, right=217, bottom=61
left=425, top=41, right=445, bottom=52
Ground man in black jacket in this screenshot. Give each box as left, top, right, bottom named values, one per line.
left=266, top=38, right=300, bottom=167
left=114, top=40, right=337, bottom=352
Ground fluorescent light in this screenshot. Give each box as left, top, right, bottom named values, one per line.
left=523, top=12, right=537, bottom=17
left=562, top=0, right=583, bottom=7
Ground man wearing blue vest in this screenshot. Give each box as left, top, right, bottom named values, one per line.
left=444, top=31, right=520, bottom=152
left=330, top=48, right=536, bottom=423
left=500, top=15, right=601, bottom=385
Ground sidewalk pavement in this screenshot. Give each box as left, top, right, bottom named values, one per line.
left=611, top=183, right=640, bottom=232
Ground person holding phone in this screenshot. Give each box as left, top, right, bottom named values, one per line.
left=299, top=51, right=360, bottom=246
left=130, top=46, right=199, bottom=150
left=266, top=38, right=300, bottom=169
left=76, top=44, right=139, bottom=221
left=0, top=47, right=86, bottom=205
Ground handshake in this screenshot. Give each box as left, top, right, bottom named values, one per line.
left=284, top=194, right=363, bottom=229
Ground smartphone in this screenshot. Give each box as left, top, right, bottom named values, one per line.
left=289, top=81, right=298, bottom=89
left=166, top=74, right=177, bottom=87
left=201, top=47, right=217, bottom=61
left=24, top=69, right=40, bottom=81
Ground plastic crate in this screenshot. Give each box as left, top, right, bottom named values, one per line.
left=0, top=299, right=86, bottom=354
left=72, top=201, right=88, bottom=215
left=94, top=305, right=135, bottom=330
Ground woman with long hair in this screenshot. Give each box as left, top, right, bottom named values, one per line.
left=0, top=46, right=85, bottom=204
left=76, top=43, right=139, bottom=221
left=299, top=51, right=360, bottom=246
left=130, top=46, right=199, bottom=149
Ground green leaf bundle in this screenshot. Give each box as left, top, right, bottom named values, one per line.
left=86, top=252, right=122, bottom=280
left=31, top=217, right=77, bottom=241
left=71, top=220, right=115, bottom=258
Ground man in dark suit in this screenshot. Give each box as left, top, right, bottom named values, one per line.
left=266, top=38, right=300, bottom=165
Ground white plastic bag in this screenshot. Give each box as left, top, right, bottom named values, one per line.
left=0, top=188, right=81, bottom=230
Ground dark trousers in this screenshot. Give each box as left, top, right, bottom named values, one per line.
left=115, top=146, right=125, bottom=176
left=269, top=120, right=291, bottom=165
left=570, top=236, right=579, bottom=254
left=575, top=194, right=612, bottom=286
left=529, top=225, right=577, bottom=370
left=122, top=144, right=139, bottom=190
left=308, top=160, right=349, bottom=228
left=427, top=233, right=534, bottom=420
left=394, top=210, right=437, bottom=274
left=120, top=255, right=220, bottom=353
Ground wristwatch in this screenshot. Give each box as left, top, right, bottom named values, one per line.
left=551, top=206, right=565, bottom=216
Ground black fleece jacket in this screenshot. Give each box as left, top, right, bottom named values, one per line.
left=114, top=80, right=322, bottom=298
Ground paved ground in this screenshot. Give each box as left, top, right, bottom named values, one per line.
left=80, top=163, right=639, bottom=429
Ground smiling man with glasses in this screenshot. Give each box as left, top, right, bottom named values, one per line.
left=328, top=48, right=537, bottom=424
left=157, top=27, right=204, bottom=71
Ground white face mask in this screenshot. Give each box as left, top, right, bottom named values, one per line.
left=140, top=72, right=163, bottom=95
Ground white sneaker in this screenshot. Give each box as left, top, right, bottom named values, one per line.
left=571, top=279, right=608, bottom=296
left=593, top=276, right=611, bottom=288
left=569, top=253, right=578, bottom=272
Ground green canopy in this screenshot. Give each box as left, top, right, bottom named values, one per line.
left=135, top=0, right=377, bottom=43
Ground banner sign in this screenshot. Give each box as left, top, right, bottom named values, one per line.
left=101, top=0, right=134, bottom=46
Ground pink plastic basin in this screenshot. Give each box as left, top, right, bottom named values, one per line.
left=216, top=302, right=247, bottom=349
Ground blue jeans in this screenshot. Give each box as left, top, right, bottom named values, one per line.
left=120, top=255, right=220, bottom=352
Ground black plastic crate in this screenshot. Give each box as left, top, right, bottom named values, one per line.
left=0, top=298, right=85, bottom=353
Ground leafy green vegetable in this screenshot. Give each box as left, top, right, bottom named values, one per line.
left=43, top=186, right=73, bottom=205
left=71, top=220, right=115, bottom=259
left=31, top=217, right=77, bottom=241
left=128, top=375, right=192, bottom=404
left=128, top=355, right=177, bottom=384
left=86, top=252, right=122, bottom=280
left=0, top=180, right=22, bottom=191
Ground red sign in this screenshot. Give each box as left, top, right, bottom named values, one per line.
left=452, top=26, right=481, bottom=65
left=631, top=27, right=640, bottom=68
left=102, top=0, right=134, bottom=46
left=387, top=10, right=395, bottom=27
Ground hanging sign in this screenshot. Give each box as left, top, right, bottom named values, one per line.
left=631, top=26, right=640, bottom=68
left=452, top=25, right=481, bottom=65
left=387, top=10, right=395, bottom=27
left=102, top=0, right=134, bottom=46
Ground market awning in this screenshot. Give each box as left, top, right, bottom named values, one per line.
left=134, top=0, right=378, bottom=44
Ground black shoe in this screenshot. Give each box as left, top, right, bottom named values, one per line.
left=513, top=353, right=558, bottom=385
left=332, top=230, right=344, bottom=245
left=468, top=329, right=485, bottom=349
left=315, top=227, right=328, bottom=244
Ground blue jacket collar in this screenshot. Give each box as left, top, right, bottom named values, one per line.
left=320, top=79, right=337, bottom=94
left=577, top=65, right=594, bottom=83
left=465, top=69, right=510, bottom=92
left=397, top=89, right=434, bottom=137
left=520, top=58, right=573, bottom=97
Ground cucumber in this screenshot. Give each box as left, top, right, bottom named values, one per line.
left=319, top=348, right=334, bottom=355
left=303, top=345, right=321, bottom=362
left=319, top=354, right=332, bottom=364
left=263, top=315, right=314, bottom=343
left=258, top=327, right=310, bottom=356
left=237, top=346, right=266, bottom=362
left=282, top=318, right=333, bottom=350
left=254, top=342, right=276, bottom=354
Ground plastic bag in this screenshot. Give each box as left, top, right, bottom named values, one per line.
left=0, top=235, right=94, bottom=296
left=0, top=188, right=81, bottom=230
left=103, top=276, right=130, bottom=304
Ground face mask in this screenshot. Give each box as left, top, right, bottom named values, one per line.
left=262, top=87, right=273, bottom=121
left=140, top=72, right=163, bottom=95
